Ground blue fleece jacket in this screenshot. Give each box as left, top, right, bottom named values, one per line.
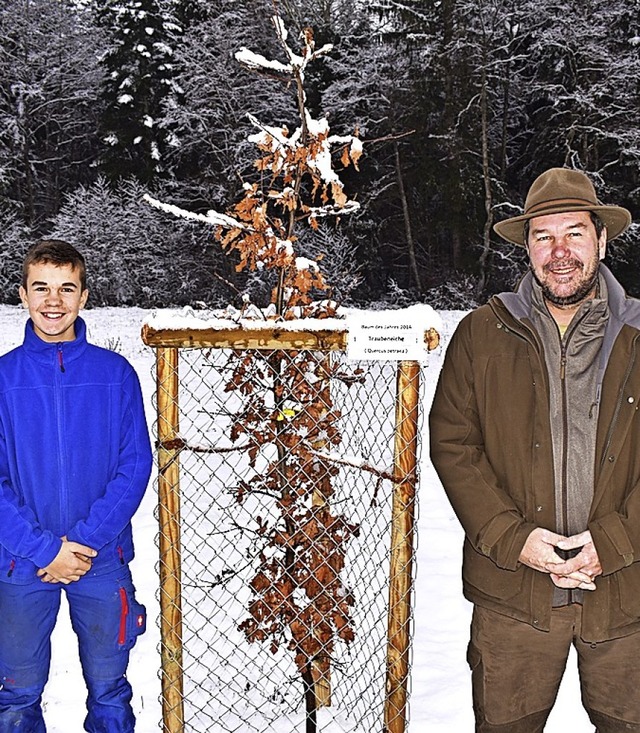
left=0, top=316, right=153, bottom=583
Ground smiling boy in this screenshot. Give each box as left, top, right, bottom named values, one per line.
left=0, top=240, right=153, bottom=732
left=20, top=256, right=89, bottom=344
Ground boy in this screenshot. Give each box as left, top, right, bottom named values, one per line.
left=0, top=240, right=153, bottom=732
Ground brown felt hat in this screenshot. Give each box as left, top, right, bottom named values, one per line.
left=493, top=167, right=632, bottom=246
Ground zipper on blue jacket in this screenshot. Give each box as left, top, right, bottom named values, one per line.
left=54, top=348, right=68, bottom=532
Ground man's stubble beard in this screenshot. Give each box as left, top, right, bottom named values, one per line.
left=531, top=259, right=600, bottom=308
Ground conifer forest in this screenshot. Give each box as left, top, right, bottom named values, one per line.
left=0, top=0, right=638, bottom=309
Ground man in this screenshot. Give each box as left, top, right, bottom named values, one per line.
left=0, top=240, right=153, bottom=732
left=430, top=168, right=640, bottom=732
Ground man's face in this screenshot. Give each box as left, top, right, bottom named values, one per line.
left=19, top=261, right=88, bottom=343
left=526, top=211, right=607, bottom=307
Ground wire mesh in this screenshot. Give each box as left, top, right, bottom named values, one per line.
left=150, top=342, right=423, bottom=733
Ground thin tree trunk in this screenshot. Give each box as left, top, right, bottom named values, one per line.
left=302, top=663, right=318, bottom=733
left=476, top=59, right=493, bottom=298
left=394, top=142, right=422, bottom=293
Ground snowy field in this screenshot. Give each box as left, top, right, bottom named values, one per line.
left=0, top=305, right=593, bottom=732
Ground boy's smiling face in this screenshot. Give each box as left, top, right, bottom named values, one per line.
left=19, top=261, right=88, bottom=343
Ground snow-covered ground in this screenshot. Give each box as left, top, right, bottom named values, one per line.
left=0, top=305, right=593, bottom=731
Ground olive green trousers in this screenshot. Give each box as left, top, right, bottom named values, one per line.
left=468, top=603, right=640, bottom=732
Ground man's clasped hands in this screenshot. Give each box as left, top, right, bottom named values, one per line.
left=519, top=528, right=602, bottom=591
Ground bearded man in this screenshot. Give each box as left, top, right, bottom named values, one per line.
left=430, top=167, right=640, bottom=732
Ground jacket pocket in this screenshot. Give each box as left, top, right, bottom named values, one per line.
left=615, top=565, right=640, bottom=623
left=463, top=542, right=525, bottom=601
left=117, top=586, right=147, bottom=651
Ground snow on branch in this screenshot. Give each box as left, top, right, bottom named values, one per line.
left=307, top=201, right=361, bottom=218
left=235, top=16, right=334, bottom=82
left=246, top=113, right=297, bottom=151
left=234, top=48, right=293, bottom=75
left=143, top=193, right=245, bottom=230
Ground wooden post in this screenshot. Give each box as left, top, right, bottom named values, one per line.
left=310, top=353, right=333, bottom=708
left=156, top=347, right=185, bottom=733
left=384, top=360, right=420, bottom=733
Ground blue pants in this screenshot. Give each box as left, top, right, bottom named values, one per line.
left=0, top=565, right=146, bottom=733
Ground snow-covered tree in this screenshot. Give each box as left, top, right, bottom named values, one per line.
left=50, top=177, right=222, bottom=307
left=0, top=0, right=104, bottom=228
left=0, top=208, right=33, bottom=302
left=95, top=0, right=182, bottom=182
left=498, top=0, right=640, bottom=291
left=161, top=0, right=296, bottom=212
left=170, top=0, right=208, bottom=28
left=149, top=15, right=362, bottom=312
left=518, top=0, right=640, bottom=191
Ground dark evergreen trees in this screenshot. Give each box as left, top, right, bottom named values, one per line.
left=0, top=0, right=103, bottom=229
left=95, top=0, right=181, bottom=183
left=0, top=0, right=637, bottom=305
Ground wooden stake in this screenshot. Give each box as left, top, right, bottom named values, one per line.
left=309, top=353, right=333, bottom=709
left=384, top=360, right=420, bottom=733
left=156, top=347, right=185, bottom=733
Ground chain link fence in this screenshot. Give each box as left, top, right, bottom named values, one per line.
left=142, top=324, right=431, bottom=733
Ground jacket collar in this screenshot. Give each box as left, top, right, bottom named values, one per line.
left=496, top=264, right=640, bottom=330
left=602, top=264, right=640, bottom=329
left=23, top=315, right=89, bottom=364
left=494, top=265, right=640, bottom=414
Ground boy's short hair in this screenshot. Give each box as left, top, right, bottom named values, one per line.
left=22, top=239, right=87, bottom=290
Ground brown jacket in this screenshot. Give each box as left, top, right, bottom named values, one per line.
left=429, top=265, right=640, bottom=641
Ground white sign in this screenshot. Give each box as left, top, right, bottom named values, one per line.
left=346, top=317, right=425, bottom=361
